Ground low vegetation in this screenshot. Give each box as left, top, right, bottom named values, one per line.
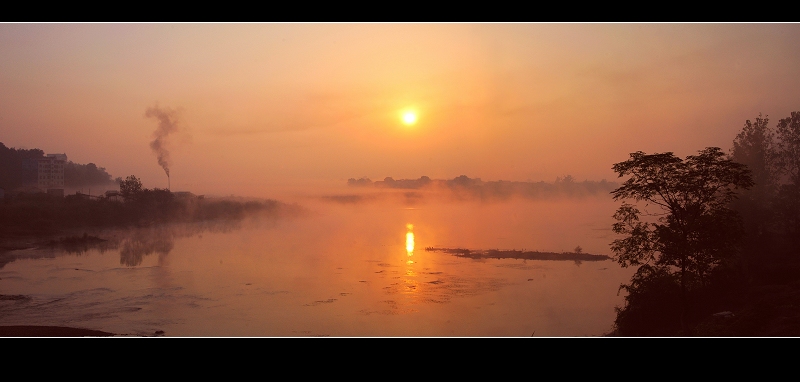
left=0, top=176, right=299, bottom=237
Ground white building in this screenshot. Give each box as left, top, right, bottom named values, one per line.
left=38, top=153, right=68, bottom=193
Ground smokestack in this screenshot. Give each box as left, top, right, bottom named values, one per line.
left=145, top=105, right=179, bottom=189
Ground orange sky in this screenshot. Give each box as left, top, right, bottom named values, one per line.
left=3, top=23, right=800, bottom=198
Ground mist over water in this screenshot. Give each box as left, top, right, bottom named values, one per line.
left=4, top=23, right=800, bottom=336
left=0, top=192, right=633, bottom=336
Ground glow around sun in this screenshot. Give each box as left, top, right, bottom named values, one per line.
left=401, top=110, right=418, bottom=126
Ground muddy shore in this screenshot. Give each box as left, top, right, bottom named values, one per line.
left=0, top=325, right=116, bottom=337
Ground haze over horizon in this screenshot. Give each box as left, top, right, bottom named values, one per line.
left=3, top=23, right=800, bottom=198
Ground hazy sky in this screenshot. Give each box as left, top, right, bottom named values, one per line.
left=3, top=23, right=800, bottom=198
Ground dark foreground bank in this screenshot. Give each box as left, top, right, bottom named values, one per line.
left=0, top=326, right=116, bottom=337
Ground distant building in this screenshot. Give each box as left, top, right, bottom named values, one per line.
left=104, top=190, right=123, bottom=202
left=38, top=153, right=67, bottom=195
left=173, top=191, right=196, bottom=199
left=72, top=191, right=91, bottom=200
left=74, top=191, right=108, bottom=200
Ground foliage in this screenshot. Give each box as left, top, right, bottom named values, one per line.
left=611, top=147, right=753, bottom=333
left=0, top=189, right=288, bottom=234
left=731, top=114, right=778, bottom=197
left=64, top=162, right=115, bottom=188
left=728, top=112, right=800, bottom=280
left=615, top=110, right=800, bottom=336
left=773, top=113, right=800, bottom=247
left=613, top=265, right=682, bottom=336
left=775, top=111, right=800, bottom=186
left=0, top=142, right=44, bottom=190
left=611, top=148, right=753, bottom=274
left=119, top=175, right=143, bottom=201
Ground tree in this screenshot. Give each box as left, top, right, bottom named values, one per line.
left=729, top=114, right=779, bottom=242
left=774, top=112, right=800, bottom=247
left=775, top=111, right=800, bottom=186
left=119, top=175, right=143, bottom=201
left=728, top=111, right=800, bottom=263
left=731, top=114, right=778, bottom=196
left=610, top=147, right=753, bottom=333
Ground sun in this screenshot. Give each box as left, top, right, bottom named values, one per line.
left=401, top=110, right=418, bottom=126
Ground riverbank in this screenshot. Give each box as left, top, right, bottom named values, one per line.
left=0, top=325, right=116, bottom=337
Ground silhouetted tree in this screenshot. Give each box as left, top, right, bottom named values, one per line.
left=729, top=111, right=800, bottom=269
left=119, top=175, right=143, bottom=201
left=775, top=112, right=800, bottom=186
left=730, top=114, right=779, bottom=247
left=614, top=264, right=683, bottom=336
left=64, top=161, right=115, bottom=188
left=0, top=142, right=44, bottom=190
left=611, top=147, right=753, bottom=333
left=731, top=114, right=778, bottom=196
left=774, top=112, right=800, bottom=249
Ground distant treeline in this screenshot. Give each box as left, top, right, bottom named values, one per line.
left=0, top=190, right=301, bottom=236
left=347, top=175, right=618, bottom=199
left=0, top=142, right=117, bottom=192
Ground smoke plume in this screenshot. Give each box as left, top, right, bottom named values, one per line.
left=145, top=105, right=179, bottom=180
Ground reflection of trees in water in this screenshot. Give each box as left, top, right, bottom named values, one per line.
left=2, top=214, right=274, bottom=269
left=119, top=229, right=175, bottom=266
left=117, top=220, right=243, bottom=266
left=55, top=234, right=117, bottom=256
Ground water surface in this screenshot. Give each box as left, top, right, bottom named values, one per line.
left=0, top=196, right=633, bottom=336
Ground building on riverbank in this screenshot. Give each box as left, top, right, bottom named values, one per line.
left=38, top=153, right=67, bottom=197
left=104, top=190, right=123, bottom=202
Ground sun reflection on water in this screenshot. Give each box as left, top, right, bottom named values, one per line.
left=402, top=223, right=420, bottom=299
left=406, top=223, right=415, bottom=261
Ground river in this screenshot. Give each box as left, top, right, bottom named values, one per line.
left=0, top=194, right=634, bottom=336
